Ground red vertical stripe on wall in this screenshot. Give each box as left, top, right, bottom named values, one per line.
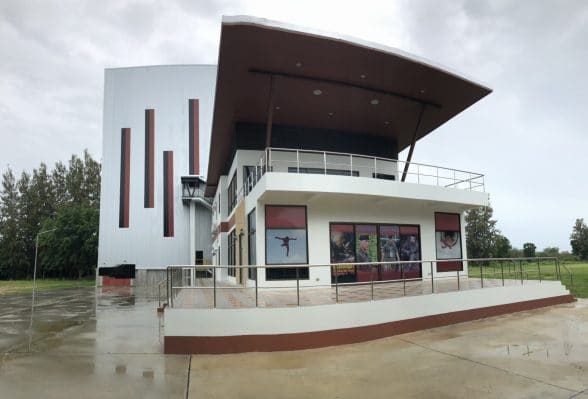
left=119, top=128, right=131, bottom=228
left=168, top=151, right=174, bottom=236
left=144, top=109, right=155, bottom=208
left=189, top=99, right=199, bottom=175
left=163, top=151, right=174, bottom=237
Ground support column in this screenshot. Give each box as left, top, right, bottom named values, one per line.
left=401, top=105, right=426, bottom=182
left=265, top=75, right=275, bottom=148
left=190, top=200, right=196, bottom=263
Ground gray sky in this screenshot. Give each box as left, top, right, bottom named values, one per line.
left=1, top=0, right=587, bottom=250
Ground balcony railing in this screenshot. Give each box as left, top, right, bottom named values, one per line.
left=244, top=147, right=484, bottom=196
left=165, top=257, right=568, bottom=309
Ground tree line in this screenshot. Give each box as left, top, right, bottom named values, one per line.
left=0, top=150, right=100, bottom=280
left=465, top=204, right=588, bottom=261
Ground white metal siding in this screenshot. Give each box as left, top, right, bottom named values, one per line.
left=98, top=65, right=216, bottom=269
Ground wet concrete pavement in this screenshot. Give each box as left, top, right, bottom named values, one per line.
left=0, top=287, right=188, bottom=398
left=1, top=287, right=588, bottom=398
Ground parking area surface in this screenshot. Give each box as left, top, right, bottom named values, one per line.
left=1, top=287, right=587, bottom=398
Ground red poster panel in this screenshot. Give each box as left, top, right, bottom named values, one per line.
left=266, top=206, right=307, bottom=229
left=435, top=212, right=460, bottom=231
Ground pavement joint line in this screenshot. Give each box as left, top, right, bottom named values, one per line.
left=185, top=354, right=192, bottom=399
left=569, top=387, right=588, bottom=399
left=398, top=337, right=580, bottom=395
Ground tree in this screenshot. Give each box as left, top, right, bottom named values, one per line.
left=82, top=149, right=101, bottom=207
left=39, top=204, right=98, bottom=279
left=570, top=219, right=588, bottom=260
left=523, top=242, right=536, bottom=258
left=52, top=161, right=68, bottom=208
left=465, top=205, right=498, bottom=259
left=0, top=168, right=27, bottom=279
left=0, top=150, right=101, bottom=280
left=542, top=247, right=559, bottom=257
left=16, top=171, right=35, bottom=278
left=66, top=154, right=86, bottom=205
left=509, top=247, right=523, bottom=258
left=493, top=234, right=512, bottom=258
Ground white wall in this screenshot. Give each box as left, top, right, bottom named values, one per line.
left=165, top=281, right=570, bottom=337
left=98, top=65, right=216, bottom=269
left=245, top=192, right=470, bottom=288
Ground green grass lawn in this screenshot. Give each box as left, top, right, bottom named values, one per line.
left=0, top=279, right=95, bottom=295
left=466, top=260, right=588, bottom=298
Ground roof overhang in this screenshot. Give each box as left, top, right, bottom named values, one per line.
left=205, top=16, right=492, bottom=196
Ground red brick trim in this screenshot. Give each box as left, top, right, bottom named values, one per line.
left=164, top=294, right=575, bottom=354
left=102, top=277, right=132, bottom=287
left=219, top=216, right=235, bottom=233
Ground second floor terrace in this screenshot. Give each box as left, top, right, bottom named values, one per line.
left=222, top=147, right=489, bottom=217
left=205, top=17, right=492, bottom=213
left=245, top=147, right=485, bottom=194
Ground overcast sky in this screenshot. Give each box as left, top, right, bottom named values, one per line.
left=1, top=0, right=587, bottom=250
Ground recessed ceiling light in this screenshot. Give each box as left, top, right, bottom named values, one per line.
left=296, top=62, right=302, bottom=68
left=360, top=74, right=367, bottom=79
left=313, top=89, right=322, bottom=95
left=370, top=99, right=379, bottom=105
left=328, top=112, right=334, bottom=117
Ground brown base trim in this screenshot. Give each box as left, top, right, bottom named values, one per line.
left=164, top=295, right=575, bottom=354
left=102, top=277, right=132, bottom=287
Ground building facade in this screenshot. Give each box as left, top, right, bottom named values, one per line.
left=98, top=17, right=489, bottom=287
left=206, top=16, right=490, bottom=289
left=98, top=65, right=215, bottom=285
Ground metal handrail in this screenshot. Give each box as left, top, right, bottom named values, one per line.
left=156, top=277, right=168, bottom=308
left=559, top=260, right=574, bottom=291
left=242, top=147, right=485, bottom=196
left=166, top=257, right=565, bottom=309
left=270, top=147, right=484, bottom=177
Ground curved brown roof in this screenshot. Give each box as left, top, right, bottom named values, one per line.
left=205, top=16, right=492, bottom=196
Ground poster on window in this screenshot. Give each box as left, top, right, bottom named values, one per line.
left=266, top=228, right=308, bottom=263
left=436, top=231, right=462, bottom=259
left=355, top=225, right=378, bottom=263
left=435, top=212, right=463, bottom=272
left=355, top=225, right=378, bottom=281
left=330, top=224, right=356, bottom=283
left=330, top=224, right=355, bottom=263
left=379, top=225, right=400, bottom=278
left=398, top=226, right=421, bottom=276
left=399, top=226, right=420, bottom=262
left=265, top=206, right=308, bottom=265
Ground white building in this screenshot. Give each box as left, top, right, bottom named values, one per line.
left=206, top=16, right=490, bottom=289
left=96, top=16, right=573, bottom=353
left=97, top=65, right=215, bottom=286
